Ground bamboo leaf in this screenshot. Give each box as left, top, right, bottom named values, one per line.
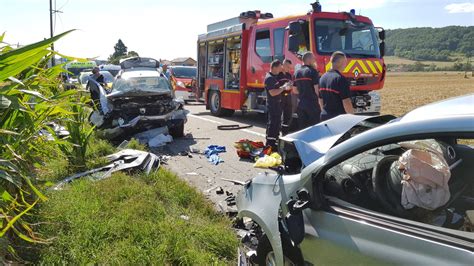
left=0, top=129, right=19, bottom=135
left=0, top=30, right=74, bottom=61
left=0, top=200, right=38, bottom=237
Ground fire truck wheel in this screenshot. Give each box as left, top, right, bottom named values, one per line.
left=209, top=91, right=234, bottom=117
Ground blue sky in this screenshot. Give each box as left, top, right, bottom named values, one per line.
left=1, top=0, right=473, bottom=60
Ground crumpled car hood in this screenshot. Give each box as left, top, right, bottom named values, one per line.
left=280, top=115, right=372, bottom=167
left=107, top=89, right=171, bottom=99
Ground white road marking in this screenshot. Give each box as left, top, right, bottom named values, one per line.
left=188, top=114, right=266, bottom=138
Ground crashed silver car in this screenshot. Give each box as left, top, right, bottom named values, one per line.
left=89, top=57, right=187, bottom=140
left=237, top=94, right=474, bottom=265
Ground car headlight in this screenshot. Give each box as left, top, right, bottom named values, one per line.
left=176, top=81, right=185, bottom=88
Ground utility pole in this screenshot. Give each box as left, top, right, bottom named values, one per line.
left=49, top=0, right=55, bottom=66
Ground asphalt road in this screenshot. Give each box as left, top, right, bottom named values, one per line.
left=154, top=103, right=272, bottom=213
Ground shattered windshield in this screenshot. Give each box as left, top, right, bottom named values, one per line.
left=315, top=19, right=380, bottom=58
left=172, top=67, right=196, bottom=78
left=112, top=76, right=171, bottom=93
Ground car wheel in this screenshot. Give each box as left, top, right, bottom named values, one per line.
left=169, top=122, right=185, bottom=138
left=256, top=233, right=304, bottom=266
left=209, top=91, right=235, bottom=117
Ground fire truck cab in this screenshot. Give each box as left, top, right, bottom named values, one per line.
left=197, top=2, right=386, bottom=117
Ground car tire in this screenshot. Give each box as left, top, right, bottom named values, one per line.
left=256, top=233, right=304, bottom=266
left=169, top=122, right=185, bottom=138
left=209, top=91, right=235, bottom=117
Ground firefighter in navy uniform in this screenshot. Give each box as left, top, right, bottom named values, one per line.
left=264, top=60, right=292, bottom=150
left=294, top=52, right=322, bottom=130
left=278, top=59, right=295, bottom=135
left=319, top=51, right=354, bottom=121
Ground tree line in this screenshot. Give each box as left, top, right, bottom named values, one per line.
left=385, top=26, right=474, bottom=61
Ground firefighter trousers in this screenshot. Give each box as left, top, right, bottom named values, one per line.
left=266, top=104, right=282, bottom=149
left=297, top=104, right=320, bottom=130
left=281, top=94, right=293, bottom=136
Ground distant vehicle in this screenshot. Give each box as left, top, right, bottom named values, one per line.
left=237, top=94, right=474, bottom=265
left=99, top=64, right=121, bottom=77
left=197, top=2, right=385, bottom=117
left=169, top=66, right=198, bottom=103
left=78, top=71, right=115, bottom=89
left=89, top=57, right=187, bottom=140
left=65, top=61, right=97, bottom=83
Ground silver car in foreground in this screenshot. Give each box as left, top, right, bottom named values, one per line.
left=237, top=94, right=474, bottom=265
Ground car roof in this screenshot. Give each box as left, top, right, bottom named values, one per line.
left=400, top=94, right=474, bottom=122
left=120, top=69, right=160, bottom=79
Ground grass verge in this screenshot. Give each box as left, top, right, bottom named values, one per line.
left=29, top=170, right=237, bottom=264
left=22, top=136, right=237, bottom=264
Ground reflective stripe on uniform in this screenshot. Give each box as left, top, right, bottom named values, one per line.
left=319, top=88, right=340, bottom=94
left=294, top=77, right=313, bottom=82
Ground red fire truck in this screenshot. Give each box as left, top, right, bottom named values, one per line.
left=197, top=1, right=386, bottom=117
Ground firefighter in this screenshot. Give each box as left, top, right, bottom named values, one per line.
left=319, top=51, right=354, bottom=121
left=91, top=67, right=105, bottom=84
left=294, top=52, right=321, bottom=130
left=279, top=59, right=295, bottom=135
left=265, top=60, right=292, bottom=150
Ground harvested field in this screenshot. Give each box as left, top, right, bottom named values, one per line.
left=381, top=72, right=474, bottom=116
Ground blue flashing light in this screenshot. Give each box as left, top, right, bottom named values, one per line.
left=350, top=9, right=356, bottom=15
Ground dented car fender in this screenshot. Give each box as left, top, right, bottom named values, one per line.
left=236, top=172, right=305, bottom=265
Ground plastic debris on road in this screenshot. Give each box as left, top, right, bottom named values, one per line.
left=52, top=149, right=161, bottom=190
left=148, top=134, right=173, bottom=147
left=253, top=153, right=282, bottom=168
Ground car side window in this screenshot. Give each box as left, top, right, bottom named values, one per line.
left=255, top=29, right=272, bottom=63
left=273, top=28, right=285, bottom=61
left=320, top=137, right=473, bottom=234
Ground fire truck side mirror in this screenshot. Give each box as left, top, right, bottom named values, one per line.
left=288, top=21, right=303, bottom=54
left=288, top=21, right=302, bottom=35
left=289, top=35, right=300, bottom=54
left=379, top=42, right=385, bottom=58
left=378, top=29, right=385, bottom=41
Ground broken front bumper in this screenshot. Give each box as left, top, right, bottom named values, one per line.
left=96, top=109, right=188, bottom=140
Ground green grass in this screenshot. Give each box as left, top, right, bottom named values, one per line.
left=28, top=170, right=237, bottom=264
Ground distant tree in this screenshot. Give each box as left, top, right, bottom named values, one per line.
left=385, top=26, right=473, bottom=61
left=113, top=39, right=127, bottom=58
left=108, top=39, right=129, bottom=64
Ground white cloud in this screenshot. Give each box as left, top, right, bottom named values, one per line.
left=445, top=2, right=474, bottom=13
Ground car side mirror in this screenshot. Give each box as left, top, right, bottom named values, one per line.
left=380, top=42, right=385, bottom=58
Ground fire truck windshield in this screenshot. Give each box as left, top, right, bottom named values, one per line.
left=315, top=19, right=380, bottom=58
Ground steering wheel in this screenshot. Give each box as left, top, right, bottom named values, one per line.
left=353, top=46, right=364, bottom=50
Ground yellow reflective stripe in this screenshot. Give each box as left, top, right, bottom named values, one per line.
left=374, top=61, right=383, bottom=72
left=357, top=60, right=370, bottom=74
left=343, top=60, right=356, bottom=73
left=325, top=62, right=332, bottom=71
left=223, top=90, right=240, bottom=94
left=366, top=60, right=378, bottom=74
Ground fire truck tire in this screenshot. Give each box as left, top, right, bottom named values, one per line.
left=209, top=91, right=234, bottom=117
